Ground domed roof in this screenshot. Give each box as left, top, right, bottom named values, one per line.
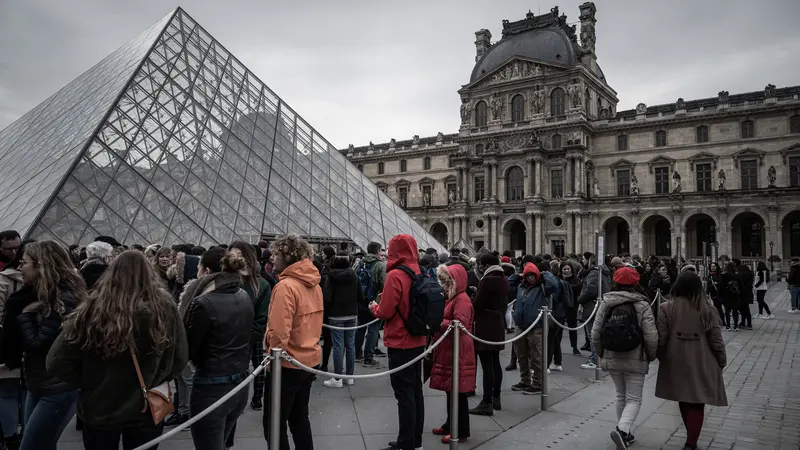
left=470, top=27, right=579, bottom=82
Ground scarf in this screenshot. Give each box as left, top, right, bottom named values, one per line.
left=178, top=272, right=241, bottom=320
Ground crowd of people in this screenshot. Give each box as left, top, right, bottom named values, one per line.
left=0, top=227, right=798, bottom=450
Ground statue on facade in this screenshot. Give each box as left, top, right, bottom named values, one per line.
left=636, top=103, right=647, bottom=114
left=592, top=178, right=600, bottom=197
left=764, top=84, right=777, bottom=98
left=676, top=97, right=686, bottom=109
left=526, top=131, right=539, bottom=146
left=768, top=165, right=777, bottom=186
left=672, top=170, right=682, bottom=193
left=533, top=64, right=543, bottom=77
left=530, top=85, right=545, bottom=115
left=436, top=132, right=444, bottom=143
left=448, top=190, right=455, bottom=204
left=567, top=80, right=582, bottom=108
left=580, top=20, right=595, bottom=52
left=718, top=90, right=729, bottom=104
left=389, top=138, right=396, bottom=149
left=490, top=93, right=503, bottom=120
left=412, top=135, right=420, bottom=145
left=512, top=61, right=521, bottom=78
left=631, top=174, right=639, bottom=195
left=347, top=144, right=355, bottom=152
left=460, top=99, right=471, bottom=124
left=423, top=192, right=430, bottom=207
left=717, top=169, right=726, bottom=190
left=368, top=141, right=375, bottom=151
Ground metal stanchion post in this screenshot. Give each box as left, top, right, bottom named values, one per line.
left=540, top=307, right=549, bottom=411
left=450, top=321, right=461, bottom=450
left=594, top=232, right=604, bottom=382
left=268, top=348, right=282, bottom=450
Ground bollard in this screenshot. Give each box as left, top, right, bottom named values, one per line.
left=450, top=320, right=461, bottom=450
left=268, top=348, right=283, bottom=450
left=540, top=307, right=549, bottom=411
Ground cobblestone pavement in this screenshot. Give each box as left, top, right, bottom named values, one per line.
left=479, top=283, right=800, bottom=450
left=56, top=284, right=798, bottom=449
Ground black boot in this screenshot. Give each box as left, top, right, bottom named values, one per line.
left=468, top=400, right=494, bottom=416
left=580, top=342, right=591, bottom=351
left=572, top=347, right=581, bottom=356
left=492, top=396, right=502, bottom=411
left=505, top=360, right=517, bottom=371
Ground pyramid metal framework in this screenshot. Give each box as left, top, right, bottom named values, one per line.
left=0, top=8, right=444, bottom=252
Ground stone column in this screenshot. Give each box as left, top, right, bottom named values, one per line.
left=491, top=163, right=499, bottom=200
left=453, top=217, right=461, bottom=244
left=535, top=213, right=544, bottom=254
left=456, top=168, right=464, bottom=201
left=775, top=227, right=784, bottom=265
left=680, top=227, right=688, bottom=260
left=576, top=159, right=583, bottom=195
left=484, top=214, right=491, bottom=250
left=447, top=218, right=455, bottom=247
left=524, top=158, right=533, bottom=197
left=566, top=212, right=574, bottom=253
left=483, top=164, right=491, bottom=200
left=575, top=213, right=582, bottom=254
left=535, top=158, right=543, bottom=197
left=493, top=215, right=501, bottom=251
left=566, top=158, right=574, bottom=197
left=526, top=213, right=535, bottom=255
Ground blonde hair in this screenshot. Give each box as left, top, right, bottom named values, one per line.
left=64, top=250, right=176, bottom=358
left=269, top=234, right=315, bottom=267
left=24, top=241, right=86, bottom=316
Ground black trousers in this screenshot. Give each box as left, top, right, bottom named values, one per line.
left=565, top=308, right=578, bottom=349
left=546, top=320, right=564, bottom=366
left=724, top=305, right=740, bottom=329
left=756, top=290, right=771, bottom=315
left=250, top=337, right=266, bottom=401
left=321, top=325, right=332, bottom=370
left=739, top=299, right=752, bottom=327
left=190, top=383, right=248, bottom=450
left=388, top=346, right=425, bottom=450
left=477, top=350, right=502, bottom=403
left=711, top=297, right=725, bottom=325
left=442, top=392, right=470, bottom=439
left=263, top=367, right=315, bottom=450
left=82, top=422, right=164, bottom=450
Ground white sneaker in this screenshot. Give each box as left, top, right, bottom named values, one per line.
left=789, top=309, right=796, bottom=314
left=549, top=364, right=563, bottom=372
left=581, top=362, right=597, bottom=370
left=754, top=314, right=762, bottom=319
left=345, top=378, right=354, bottom=386
left=323, top=378, right=343, bottom=388
left=766, top=314, right=775, bottom=319
left=547, top=369, right=550, bottom=374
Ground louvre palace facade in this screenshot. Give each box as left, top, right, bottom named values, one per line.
left=342, top=3, right=800, bottom=265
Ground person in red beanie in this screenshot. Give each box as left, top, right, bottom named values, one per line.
left=591, top=266, right=658, bottom=450
left=500, top=256, right=512, bottom=264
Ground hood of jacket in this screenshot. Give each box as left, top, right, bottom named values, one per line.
left=386, top=234, right=420, bottom=273
left=279, top=258, right=321, bottom=289
left=436, top=263, right=468, bottom=299
left=326, top=267, right=358, bottom=285
left=500, top=263, right=516, bottom=277
left=0, top=268, right=23, bottom=285
left=362, top=254, right=382, bottom=265
left=178, top=272, right=242, bottom=318
left=483, top=265, right=504, bottom=277
left=602, top=290, right=649, bottom=308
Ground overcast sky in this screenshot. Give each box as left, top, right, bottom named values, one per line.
left=1, top=0, right=798, bottom=149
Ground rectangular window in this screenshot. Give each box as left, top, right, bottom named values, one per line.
left=552, top=240, right=565, bottom=258
left=696, top=163, right=712, bottom=192
left=654, top=167, right=669, bottom=194
left=741, top=120, right=755, bottom=138
left=398, top=187, right=408, bottom=208
left=790, top=156, right=800, bottom=187
left=616, top=169, right=631, bottom=196
left=617, top=135, right=628, bottom=151
left=740, top=160, right=758, bottom=190
left=551, top=169, right=563, bottom=199
left=655, top=130, right=667, bottom=147
left=400, top=159, right=407, bottom=172
left=474, top=176, right=485, bottom=202
left=696, top=126, right=709, bottom=143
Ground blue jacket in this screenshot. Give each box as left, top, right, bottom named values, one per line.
left=513, top=271, right=559, bottom=330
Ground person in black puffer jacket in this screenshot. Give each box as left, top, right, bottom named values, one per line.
left=2, top=241, right=86, bottom=450
left=322, top=253, right=364, bottom=388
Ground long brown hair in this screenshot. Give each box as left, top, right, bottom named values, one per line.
left=670, top=271, right=718, bottom=331
left=230, top=241, right=260, bottom=295
left=63, top=250, right=176, bottom=359
left=24, top=241, right=86, bottom=316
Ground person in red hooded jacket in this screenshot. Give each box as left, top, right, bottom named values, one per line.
left=429, top=264, right=475, bottom=444
left=369, top=234, right=427, bottom=450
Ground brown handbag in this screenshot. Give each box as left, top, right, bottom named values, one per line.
left=130, top=345, right=175, bottom=425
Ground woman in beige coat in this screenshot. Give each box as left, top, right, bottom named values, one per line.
left=656, top=271, right=728, bottom=450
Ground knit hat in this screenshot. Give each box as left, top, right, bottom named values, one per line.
left=612, top=266, right=640, bottom=286
left=681, top=264, right=697, bottom=273
left=610, top=256, right=623, bottom=267
left=522, top=262, right=540, bottom=280
left=500, top=256, right=512, bottom=263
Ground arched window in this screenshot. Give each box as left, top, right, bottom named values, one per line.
left=475, top=101, right=488, bottom=127
left=378, top=162, right=384, bottom=174
left=511, top=94, right=525, bottom=122
left=423, top=156, right=431, bottom=170
left=506, top=166, right=524, bottom=201
left=400, top=159, right=407, bottom=172
left=551, top=134, right=562, bottom=149
left=550, top=88, right=565, bottom=116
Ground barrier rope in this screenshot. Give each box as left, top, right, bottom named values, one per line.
left=458, top=311, right=543, bottom=346
left=322, top=317, right=381, bottom=331
left=283, top=325, right=453, bottom=379
left=548, top=303, right=599, bottom=332
left=132, top=356, right=273, bottom=450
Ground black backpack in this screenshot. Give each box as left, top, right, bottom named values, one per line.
left=726, top=279, right=740, bottom=296
left=396, top=266, right=446, bottom=336
left=601, top=303, right=643, bottom=352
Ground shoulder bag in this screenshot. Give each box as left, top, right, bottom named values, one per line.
left=130, top=344, right=175, bottom=425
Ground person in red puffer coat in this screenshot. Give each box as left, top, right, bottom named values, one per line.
left=429, top=263, right=476, bottom=444
left=369, top=234, right=427, bottom=450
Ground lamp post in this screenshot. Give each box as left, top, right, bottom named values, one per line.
left=769, top=241, right=774, bottom=272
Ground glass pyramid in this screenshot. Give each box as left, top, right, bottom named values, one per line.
left=0, top=8, right=444, bottom=253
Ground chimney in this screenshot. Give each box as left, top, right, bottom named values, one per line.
left=578, top=2, right=597, bottom=72
left=474, top=29, right=492, bottom=62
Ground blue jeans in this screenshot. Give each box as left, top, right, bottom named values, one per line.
left=330, top=318, right=357, bottom=376
left=585, top=318, right=597, bottom=364
left=356, top=319, right=382, bottom=361
left=791, top=287, right=800, bottom=310
left=0, top=378, right=24, bottom=438
left=21, top=389, right=79, bottom=450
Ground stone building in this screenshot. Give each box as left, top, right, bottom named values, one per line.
left=341, top=3, right=800, bottom=265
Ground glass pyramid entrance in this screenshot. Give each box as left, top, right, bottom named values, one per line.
left=0, top=8, right=444, bottom=252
